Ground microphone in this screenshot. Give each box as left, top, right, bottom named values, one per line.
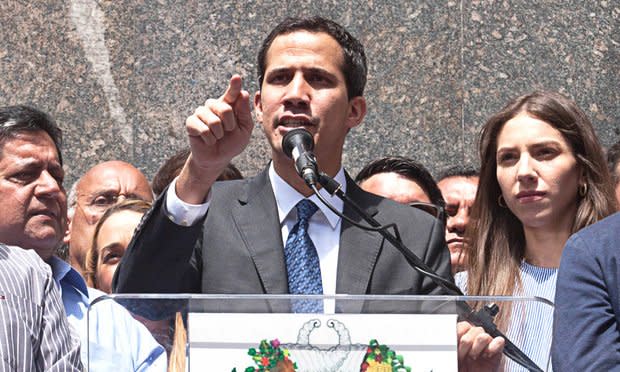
left=282, top=128, right=319, bottom=186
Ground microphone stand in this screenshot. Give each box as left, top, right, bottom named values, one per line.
left=314, top=172, right=544, bottom=372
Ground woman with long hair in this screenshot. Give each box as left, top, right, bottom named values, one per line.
left=456, top=91, right=617, bottom=370
left=85, top=198, right=188, bottom=371
left=85, top=198, right=152, bottom=293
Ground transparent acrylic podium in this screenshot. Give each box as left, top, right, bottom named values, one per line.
left=88, top=294, right=553, bottom=372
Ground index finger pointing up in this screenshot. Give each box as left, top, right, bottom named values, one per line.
left=221, top=74, right=243, bottom=105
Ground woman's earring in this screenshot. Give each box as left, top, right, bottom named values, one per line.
left=579, top=183, right=588, bottom=197
left=498, top=195, right=507, bottom=208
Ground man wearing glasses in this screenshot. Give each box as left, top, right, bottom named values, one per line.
left=0, top=106, right=166, bottom=370
left=65, top=160, right=153, bottom=276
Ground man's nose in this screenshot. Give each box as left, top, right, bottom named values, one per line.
left=283, top=74, right=310, bottom=107
left=447, top=207, right=468, bottom=233
left=35, top=171, right=62, bottom=198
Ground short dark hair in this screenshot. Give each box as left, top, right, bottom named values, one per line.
left=257, top=16, right=367, bottom=99
left=436, top=165, right=479, bottom=182
left=0, top=105, right=63, bottom=164
left=151, top=148, right=243, bottom=196
left=608, top=140, right=620, bottom=185
left=151, top=148, right=190, bottom=196
left=355, top=156, right=445, bottom=209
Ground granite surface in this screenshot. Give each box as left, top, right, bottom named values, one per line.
left=0, top=0, right=617, bottom=186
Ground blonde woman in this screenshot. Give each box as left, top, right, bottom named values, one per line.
left=85, top=198, right=152, bottom=293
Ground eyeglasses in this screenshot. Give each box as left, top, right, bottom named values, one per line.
left=409, top=201, right=445, bottom=221
left=77, top=193, right=128, bottom=218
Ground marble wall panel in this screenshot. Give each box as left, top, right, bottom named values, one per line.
left=462, top=1, right=619, bottom=166
left=0, top=0, right=617, bottom=187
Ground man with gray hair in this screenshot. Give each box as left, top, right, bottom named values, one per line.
left=64, top=160, right=153, bottom=275
left=0, top=105, right=165, bottom=371
left=0, top=105, right=81, bottom=370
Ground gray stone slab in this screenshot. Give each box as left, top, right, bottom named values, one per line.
left=462, top=0, right=619, bottom=166
left=0, top=0, right=617, bottom=187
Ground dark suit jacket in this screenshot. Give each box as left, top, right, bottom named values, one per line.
left=552, top=211, right=620, bottom=371
left=113, top=168, right=451, bottom=308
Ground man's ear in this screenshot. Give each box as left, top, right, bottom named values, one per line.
left=345, top=96, right=367, bottom=130
left=63, top=217, right=72, bottom=245
left=254, top=91, right=263, bottom=123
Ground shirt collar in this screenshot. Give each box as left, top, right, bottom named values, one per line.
left=269, top=162, right=346, bottom=229
left=48, top=255, right=89, bottom=297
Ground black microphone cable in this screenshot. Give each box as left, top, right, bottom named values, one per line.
left=312, top=172, right=544, bottom=372
left=279, top=128, right=542, bottom=370
left=310, top=175, right=461, bottom=295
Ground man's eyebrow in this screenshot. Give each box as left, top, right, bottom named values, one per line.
left=83, top=190, right=116, bottom=199
left=126, top=193, right=147, bottom=199
left=266, top=66, right=335, bottom=76
left=265, top=67, right=290, bottom=75
left=11, top=156, right=63, bottom=170
left=10, top=158, right=44, bottom=168
left=304, top=67, right=334, bottom=75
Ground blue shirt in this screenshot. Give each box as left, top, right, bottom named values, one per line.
left=49, top=257, right=167, bottom=371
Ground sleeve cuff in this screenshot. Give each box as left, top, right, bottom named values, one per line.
left=164, top=177, right=210, bottom=226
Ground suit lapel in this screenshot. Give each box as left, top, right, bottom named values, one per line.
left=336, top=175, right=383, bottom=298
left=231, top=169, right=289, bottom=294
left=230, top=170, right=386, bottom=309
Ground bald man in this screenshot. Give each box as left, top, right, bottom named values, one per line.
left=65, top=161, right=153, bottom=275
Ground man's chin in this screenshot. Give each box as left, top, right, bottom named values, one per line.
left=23, top=232, right=63, bottom=260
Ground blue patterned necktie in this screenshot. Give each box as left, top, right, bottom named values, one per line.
left=284, top=199, right=323, bottom=313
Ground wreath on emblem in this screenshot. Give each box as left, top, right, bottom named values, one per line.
left=234, top=319, right=411, bottom=371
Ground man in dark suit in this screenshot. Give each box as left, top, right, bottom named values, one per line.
left=114, top=17, right=504, bottom=366
left=114, top=16, right=447, bottom=298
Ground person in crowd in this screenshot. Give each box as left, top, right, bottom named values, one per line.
left=113, top=17, right=502, bottom=367
left=85, top=198, right=152, bottom=293
left=0, top=243, right=82, bottom=371
left=455, top=91, right=617, bottom=371
left=0, top=105, right=166, bottom=371
left=151, top=147, right=243, bottom=196
left=85, top=198, right=184, bottom=369
left=437, top=166, right=479, bottom=275
left=607, top=139, right=620, bottom=208
left=355, top=156, right=445, bottom=219
left=65, top=160, right=153, bottom=276
left=552, top=209, right=620, bottom=369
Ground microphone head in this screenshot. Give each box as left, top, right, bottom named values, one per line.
left=282, top=128, right=314, bottom=159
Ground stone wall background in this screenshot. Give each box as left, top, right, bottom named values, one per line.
left=0, top=1, right=617, bottom=186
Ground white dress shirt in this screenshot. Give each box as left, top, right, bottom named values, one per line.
left=164, top=163, right=346, bottom=302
